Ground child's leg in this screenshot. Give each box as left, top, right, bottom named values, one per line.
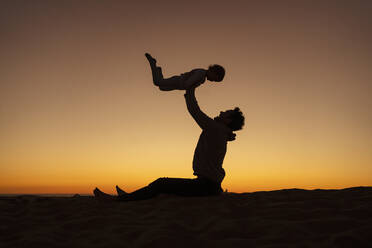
left=145, top=53, right=182, bottom=90
left=148, top=64, right=163, bottom=86
left=156, top=76, right=184, bottom=91
left=150, top=65, right=165, bottom=86
left=145, top=53, right=163, bottom=86
left=148, top=65, right=182, bottom=90
left=155, top=66, right=164, bottom=85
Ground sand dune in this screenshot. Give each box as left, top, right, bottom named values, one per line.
left=1, top=187, right=371, bottom=247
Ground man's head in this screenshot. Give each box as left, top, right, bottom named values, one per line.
left=215, top=107, right=245, bottom=131
left=207, top=64, right=225, bottom=82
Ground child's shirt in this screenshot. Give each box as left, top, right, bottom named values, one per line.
left=179, top=69, right=207, bottom=89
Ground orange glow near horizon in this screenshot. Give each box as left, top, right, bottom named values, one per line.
left=1, top=1, right=371, bottom=194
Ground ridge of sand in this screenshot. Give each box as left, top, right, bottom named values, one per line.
left=1, top=187, right=371, bottom=247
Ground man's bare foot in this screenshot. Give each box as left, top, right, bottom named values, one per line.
left=93, top=187, right=115, bottom=201
left=145, top=53, right=157, bottom=64
left=116, top=185, right=127, bottom=196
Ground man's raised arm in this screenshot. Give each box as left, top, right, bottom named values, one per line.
left=184, top=87, right=213, bottom=130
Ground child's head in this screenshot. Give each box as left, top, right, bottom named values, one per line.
left=207, top=64, right=225, bottom=82
left=215, top=107, right=245, bottom=131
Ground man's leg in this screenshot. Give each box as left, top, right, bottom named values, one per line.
left=150, top=177, right=222, bottom=196
left=95, top=177, right=222, bottom=202
left=93, top=185, right=155, bottom=201
left=117, top=183, right=158, bottom=201
left=149, top=177, right=201, bottom=196
left=93, top=187, right=116, bottom=201
left=116, top=185, right=127, bottom=196
left=117, top=177, right=202, bottom=202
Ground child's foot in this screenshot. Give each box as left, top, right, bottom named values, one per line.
left=145, top=53, right=157, bottom=64
left=115, top=185, right=127, bottom=196
left=93, top=187, right=115, bottom=201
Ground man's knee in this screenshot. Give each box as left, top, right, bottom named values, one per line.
left=149, top=177, right=167, bottom=189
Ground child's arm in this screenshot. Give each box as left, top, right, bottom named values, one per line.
left=184, top=87, right=213, bottom=130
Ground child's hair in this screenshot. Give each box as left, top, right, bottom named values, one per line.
left=208, top=64, right=225, bottom=82
left=228, top=107, right=245, bottom=131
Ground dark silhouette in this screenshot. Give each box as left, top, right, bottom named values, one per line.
left=145, top=53, right=225, bottom=91
left=93, top=54, right=244, bottom=201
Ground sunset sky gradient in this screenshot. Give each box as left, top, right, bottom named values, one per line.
left=1, top=0, right=371, bottom=194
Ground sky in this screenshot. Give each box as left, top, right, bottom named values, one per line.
left=1, top=0, right=371, bottom=194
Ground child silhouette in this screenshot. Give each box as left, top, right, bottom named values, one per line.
left=145, top=53, right=225, bottom=91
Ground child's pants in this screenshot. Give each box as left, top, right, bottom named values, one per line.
left=152, top=66, right=185, bottom=91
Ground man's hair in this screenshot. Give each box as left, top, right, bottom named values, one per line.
left=228, top=107, right=245, bottom=131
left=208, top=64, right=225, bottom=82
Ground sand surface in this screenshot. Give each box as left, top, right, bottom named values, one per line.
left=1, top=187, right=371, bottom=248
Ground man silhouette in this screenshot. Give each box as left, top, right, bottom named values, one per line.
left=94, top=73, right=244, bottom=201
